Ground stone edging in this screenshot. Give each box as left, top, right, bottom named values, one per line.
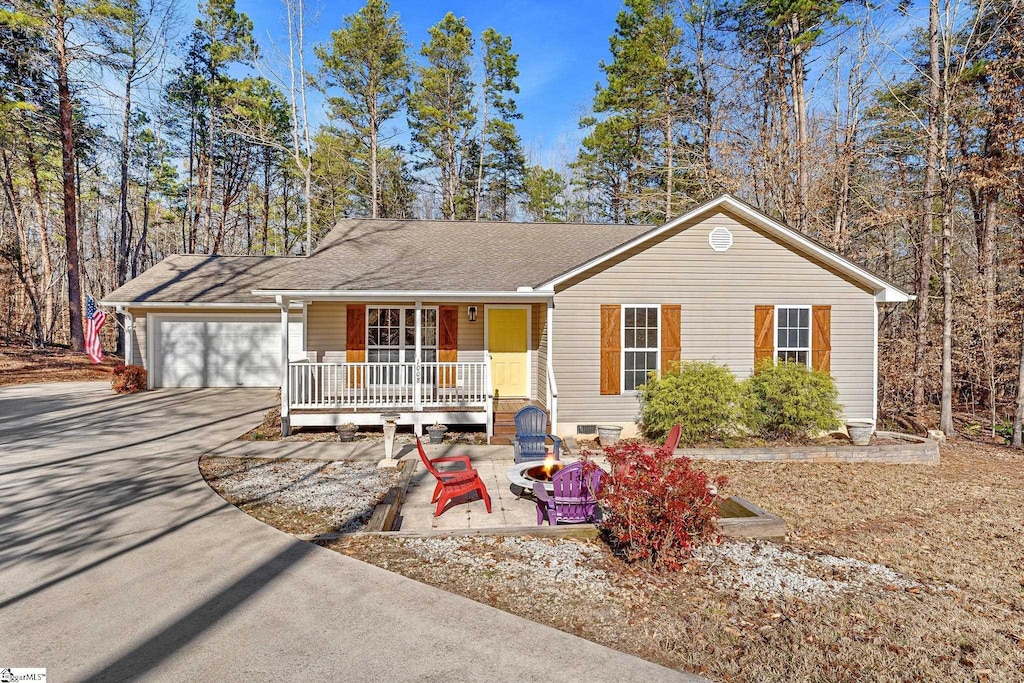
left=679, top=431, right=939, bottom=464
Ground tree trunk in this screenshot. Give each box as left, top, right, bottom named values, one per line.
left=476, top=95, right=487, bottom=221
left=370, top=117, right=379, bottom=219
left=939, top=197, right=954, bottom=436
left=790, top=16, right=809, bottom=232
left=1014, top=313, right=1024, bottom=448
left=116, top=63, right=135, bottom=356
left=262, top=153, right=271, bottom=255
left=913, top=0, right=941, bottom=414
left=1, top=147, right=45, bottom=346
left=24, top=139, right=55, bottom=338
left=54, top=1, right=84, bottom=352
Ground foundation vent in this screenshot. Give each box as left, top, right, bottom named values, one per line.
left=709, top=226, right=733, bottom=252
left=576, top=424, right=598, bottom=435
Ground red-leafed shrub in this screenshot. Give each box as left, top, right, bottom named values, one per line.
left=591, top=441, right=726, bottom=571
left=111, top=364, right=147, bottom=394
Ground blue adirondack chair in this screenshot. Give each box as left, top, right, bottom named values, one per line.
left=510, top=405, right=562, bottom=463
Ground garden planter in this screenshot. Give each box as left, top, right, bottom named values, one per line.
left=336, top=425, right=357, bottom=443
left=846, top=420, right=874, bottom=446
left=427, top=426, right=447, bottom=444
left=598, top=425, right=623, bottom=446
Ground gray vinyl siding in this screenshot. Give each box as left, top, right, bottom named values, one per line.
left=306, top=301, right=347, bottom=362
left=130, top=312, right=146, bottom=368
left=551, top=208, right=877, bottom=426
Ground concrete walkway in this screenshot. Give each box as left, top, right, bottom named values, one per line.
left=0, top=383, right=701, bottom=682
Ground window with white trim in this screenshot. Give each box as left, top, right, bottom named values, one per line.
left=776, top=306, right=810, bottom=366
left=623, top=305, right=659, bottom=392
left=367, top=307, right=437, bottom=363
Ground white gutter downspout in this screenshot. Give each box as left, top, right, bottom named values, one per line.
left=277, top=295, right=291, bottom=436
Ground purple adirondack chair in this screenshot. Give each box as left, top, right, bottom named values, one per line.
left=533, top=461, right=607, bottom=526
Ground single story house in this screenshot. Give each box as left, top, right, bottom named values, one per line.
left=102, top=194, right=911, bottom=440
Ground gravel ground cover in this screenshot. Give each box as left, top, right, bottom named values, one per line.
left=200, top=457, right=400, bottom=534
left=334, top=440, right=1024, bottom=682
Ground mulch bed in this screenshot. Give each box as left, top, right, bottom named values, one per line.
left=330, top=440, right=1024, bottom=682
left=0, top=342, right=121, bottom=386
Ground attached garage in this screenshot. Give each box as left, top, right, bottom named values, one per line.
left=148, top=313, right=304, bottom=388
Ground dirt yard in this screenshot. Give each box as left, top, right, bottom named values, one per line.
left=0, top=342, right=121, bottom=386
left=332, top=440, right=1024, bottom=682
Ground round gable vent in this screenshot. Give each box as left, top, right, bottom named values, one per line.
left=709, top=226, right=733, bottom=252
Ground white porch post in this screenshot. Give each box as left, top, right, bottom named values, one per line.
left=278, top=295, right=291, bottom=436
left=413, top=300, right=423, bottom=423
left=547, top=299, right=557, bottom=435
left=117, top=306, right=134, bottom=366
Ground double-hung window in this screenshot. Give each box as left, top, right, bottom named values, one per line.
left=623, top=305, right=659, bottom=392
left=776, top=306, right=811, bottom=366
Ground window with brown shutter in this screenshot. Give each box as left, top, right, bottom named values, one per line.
left=600, top=305, right=621, bottom=395
left=753, top=305, right=774, bottom=372
left=661, top=304, right=681, bottom=375
left=811, top=305, right=831, bottom=373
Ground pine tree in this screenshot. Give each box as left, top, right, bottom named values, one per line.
left=476, top=28, right=525, bottom=221
left=574, top=0, right=694, bottom=223
left=315, top=0, right=409, bottom=219
left=193, top=0, right=257, bottom=252
left=522, top=165, right=567, bottom=222
left=407, top=12, right=475, bottom=220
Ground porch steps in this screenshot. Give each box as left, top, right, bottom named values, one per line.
left=490, top=399, right=548, bottom=445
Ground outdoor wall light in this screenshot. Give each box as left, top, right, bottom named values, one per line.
left=467, top=305, right=478, bottom=322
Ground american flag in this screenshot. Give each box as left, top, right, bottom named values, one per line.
left=85, top=295, right=108, bottom=364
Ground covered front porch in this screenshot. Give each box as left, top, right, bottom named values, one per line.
left=273, top=295, right=558, bottom=439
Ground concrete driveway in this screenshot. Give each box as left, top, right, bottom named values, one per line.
left=0, top=383, right=700, bottom=682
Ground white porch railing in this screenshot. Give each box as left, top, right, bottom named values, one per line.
left=288, top=361, right=490, bottom=411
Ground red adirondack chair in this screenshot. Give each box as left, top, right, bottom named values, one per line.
left=645, top=423, right=682, bottom=454
left=614, top=424, right=682, bottom=479
left=416, top=438, right=492, bottom=517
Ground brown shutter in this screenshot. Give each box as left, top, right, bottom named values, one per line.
left=811, top=305, right=831, bottom=373
left=661, top=305, right=681, bottom=375
left=438, top=305, right=459, bottom=387
left=600, top=305, right=621, bottom=395
left=753, top=305, right=775, bottom=373
left=346, top=304, right=366, bottom=387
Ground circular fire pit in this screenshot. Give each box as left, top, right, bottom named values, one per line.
left=505, top=460, right=563, bottom=498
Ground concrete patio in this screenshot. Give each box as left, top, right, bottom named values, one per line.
left=206, top=438, right=607, bottom=533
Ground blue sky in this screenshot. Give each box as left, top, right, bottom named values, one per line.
left=228, top=0, right=625, bottom=165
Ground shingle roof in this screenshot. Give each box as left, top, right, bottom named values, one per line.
left=102, top=255, right=304, bottom=304
left=104, top=219, right=651, bottom=303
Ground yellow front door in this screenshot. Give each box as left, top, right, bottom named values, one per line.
left=488, top=307, right=529, bottom=397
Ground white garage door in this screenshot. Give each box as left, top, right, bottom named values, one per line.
left=151, top=314, right=304, bottom=388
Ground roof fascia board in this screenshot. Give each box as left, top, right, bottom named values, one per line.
left=249, top=289, right=553, bottom=302
left=537, top=194, right=912, bottom=303
left=100, top=301, right=301, bottom=309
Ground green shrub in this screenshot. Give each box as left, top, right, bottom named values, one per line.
left=743, top=360, right=841, bottom=439
left=639, top=361, right=743, bottom=445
